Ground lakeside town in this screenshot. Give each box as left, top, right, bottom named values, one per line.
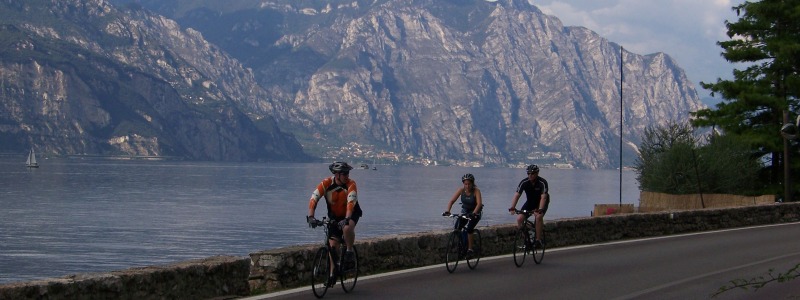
left=320, top=141, right=575, bottom=169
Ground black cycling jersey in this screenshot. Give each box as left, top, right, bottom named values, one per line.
left=515, top=176, right=550, bottom=211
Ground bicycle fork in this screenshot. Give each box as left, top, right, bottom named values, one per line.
left=524, top=224, right=535, bottom=249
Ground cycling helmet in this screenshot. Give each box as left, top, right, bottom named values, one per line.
left=329, top=161, right=353, bottom=174
left=461, top=173, right=475, bottom=182
left=526, top=164, right=540, bottom=174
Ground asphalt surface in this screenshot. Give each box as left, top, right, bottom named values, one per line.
left=246, top=222, right=800, bottom=300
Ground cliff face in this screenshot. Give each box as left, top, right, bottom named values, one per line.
left=128, top=0, right=703, bottom=168
left=3, top=0, right=703, bottom=168
left=0, top=0, right=308, bottom=161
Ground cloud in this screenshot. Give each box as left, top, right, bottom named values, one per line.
left=529, top=0, right=745, bottom=100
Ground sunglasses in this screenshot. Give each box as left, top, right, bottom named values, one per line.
left=337, top=172, right=350, bottom=176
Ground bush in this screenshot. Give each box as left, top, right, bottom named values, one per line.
left=635, top=121, right=762, bottom=195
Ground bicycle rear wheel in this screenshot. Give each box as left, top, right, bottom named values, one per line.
left=444, top=231, right=460, bottom=273
left=533, top=230, right=546, bottom=264
left=512, top=228, right=528, bottom=267
left=340, top=246, right=358, bottom=293
left=466, top=230, right=481, bottom=270
left=311, top=247, right=330, bottom=298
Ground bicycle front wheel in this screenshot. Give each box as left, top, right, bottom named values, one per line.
left=311, top=247, right=330, bottom=298
left=533, top=230, right=546, bottom=264
left=512, top=228, right=528, bottom=267
left=466, top=229, right=481, bottom=270
left=444, top=231, right=460, bottom=273
left=340, top=246, right=358, bottom=293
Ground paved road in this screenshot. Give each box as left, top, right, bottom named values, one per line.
left=248, top=222, right=800, bottom=299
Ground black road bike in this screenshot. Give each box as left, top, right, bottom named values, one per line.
left=442, top=213, right=482, bottom=273
left=308, top=217, right=359, bottom=298
left=512, top=209, right=545, bottom=266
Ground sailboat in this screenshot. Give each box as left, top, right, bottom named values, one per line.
left=26, top=148, right=39, bottom=168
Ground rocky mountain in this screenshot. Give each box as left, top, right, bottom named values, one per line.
left=117, top=0, right=704, bottom=169
left=2, top=0, right=704, bottom=168
left=0, top=0, right=309, bottom=161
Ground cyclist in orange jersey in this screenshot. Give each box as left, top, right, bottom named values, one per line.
left=307, top=161, right=362, bottom=260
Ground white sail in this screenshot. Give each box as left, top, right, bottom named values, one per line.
left=26, top=149, right=39, bottom=168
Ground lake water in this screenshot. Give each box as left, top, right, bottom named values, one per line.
left=0, top=157, right=639, bottom=284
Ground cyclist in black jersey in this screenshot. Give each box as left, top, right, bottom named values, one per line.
left=508, top=165, right=549, bottom=246
left=443, top=173, right=483, bottom=254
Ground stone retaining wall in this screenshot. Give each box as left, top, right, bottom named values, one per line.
left=0, top=256, right=250, bottom=300
left=3, top=203, right=799, bottom=299
left=248, top=202, right=800, bottom=293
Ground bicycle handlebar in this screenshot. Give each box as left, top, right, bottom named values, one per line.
left=308, top=216, right=351, bottom=230
left=512, top=209, right=540, bottom=215
left=307, top=216, right=333, bottom=228
left=442, top=212, right=473, bottom=220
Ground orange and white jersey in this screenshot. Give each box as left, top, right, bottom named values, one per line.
left=309, top=176, right=358, bottom=218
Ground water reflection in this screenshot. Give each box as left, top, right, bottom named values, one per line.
left=0, top=158, right=638, bottom=283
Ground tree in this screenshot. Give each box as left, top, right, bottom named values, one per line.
left=635, top=121, right=698, bottom=194
left=697, top=133, right=763, bottom=194
left=635, top=121, right=761, bottom=195
left=692, top=0, right=800, bottom=199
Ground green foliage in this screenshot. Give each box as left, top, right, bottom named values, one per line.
left=697, top=134, right=763, bottom=194
left=691, top=0, right=800, bottom=194
left=712, top=263, right=800, bottom=297
left=635, top=121, right=699, bottom=194
left=635, top=121, right=762, bottom=195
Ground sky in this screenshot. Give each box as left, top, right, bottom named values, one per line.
left=526, top=0, right=747, bottom=105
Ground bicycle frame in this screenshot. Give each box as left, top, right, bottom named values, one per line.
left=512, top=209, right=545, bottom=266
left=443, top=213, right=481, bottom=273
left=309, top=217, right=358, bottom=298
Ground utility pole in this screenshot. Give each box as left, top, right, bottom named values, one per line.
left=619, top=46, right=623, bottom=207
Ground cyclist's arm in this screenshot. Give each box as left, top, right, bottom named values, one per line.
left=537, top=193, right=547, bottom=212
left=509, top=192, right=522, bottom=212
left=445, top=187, right=463, bottom=213
left=345, top=182, right=358, bottom=219
left=308, top=182, right=325, bottom=217
left=473, top=188, right=483, bottom=215
left=537, top=179, right=549, bottom=212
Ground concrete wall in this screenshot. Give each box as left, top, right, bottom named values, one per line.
left=639, top=191, right=775, bottom=210
left=3, top=203, right=799, bottom=299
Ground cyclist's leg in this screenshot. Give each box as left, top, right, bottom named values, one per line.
left=535, top=198, right=550, bottom=242
left=520, top=201, right=536, bottom=235
left=327, top=223, right=342, bottom=285
left=343, top=215, right=360, bottom=259
left=465, top=216, right=480, bottom=250
left=341, top=215, right=359, bottom=252
left=515, top=213, right=526, bottom=228
left=520, top=199, right=539, bottom=228
left=456, top=217, right=469, bottom=250
left=328, top=222, right=343, bottom=250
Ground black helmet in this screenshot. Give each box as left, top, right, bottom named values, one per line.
left=461, top=173, right=475, bottom=182
left=526, top=164, right=539, bottom=174
left=329, top=161, right=353, bottom=173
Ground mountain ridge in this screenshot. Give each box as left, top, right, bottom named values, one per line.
left=0, top=0, right=310, bottom=161
left=1, top=0, right=704, bottom=168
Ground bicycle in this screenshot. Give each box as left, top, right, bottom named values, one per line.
left=308, top=217, right=359, bottom=298
left=442, top=212, right=482, bottom=273
left=512, top=209, right=545, bottom=266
